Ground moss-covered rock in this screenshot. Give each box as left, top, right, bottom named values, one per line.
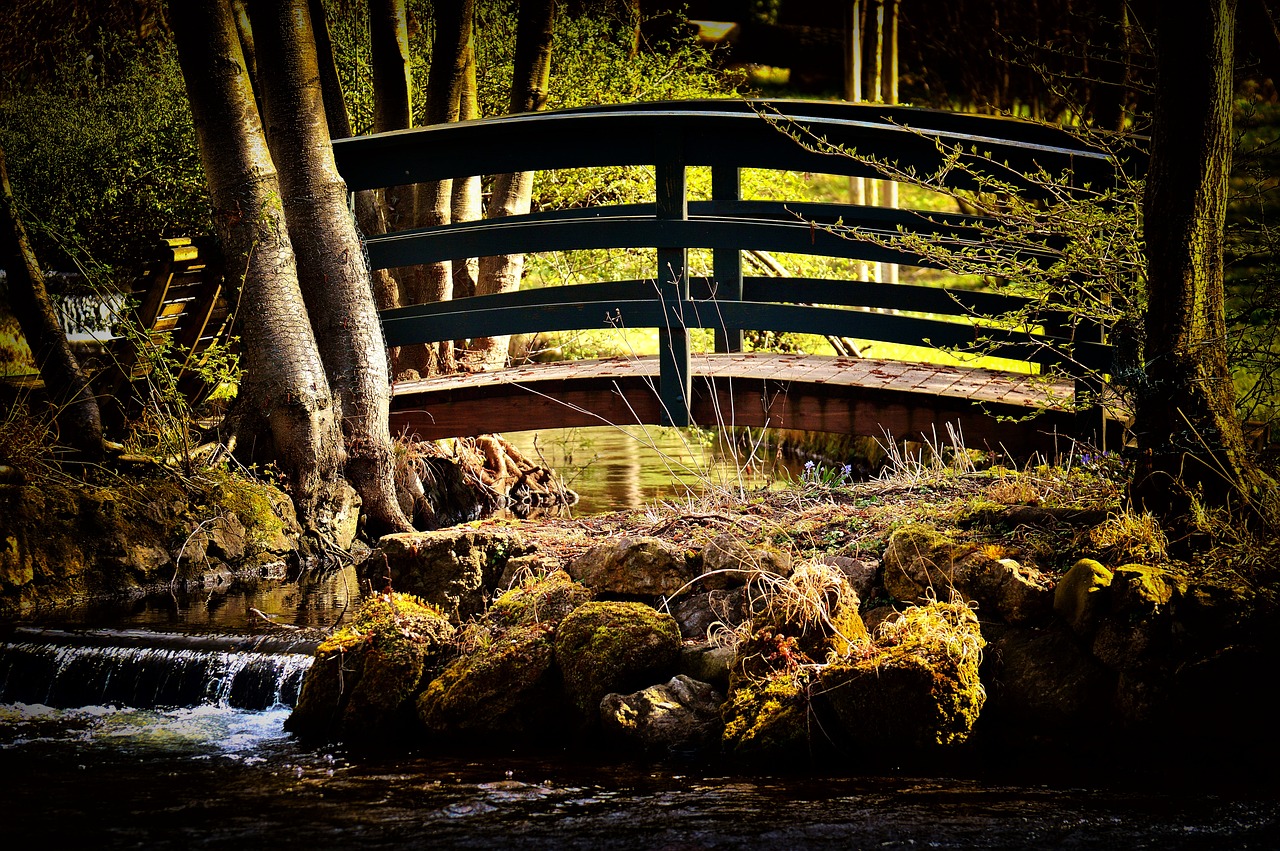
left=700, top=534, right=790, bottom=590
left=819, top=601, right=986, bottom=751
left=720, top=668, right=813, bottom=759
left=286, top=592, right=454, bottom=741
left=0, top=472, right=300, bottom=616
left=555, top=601, right=682, bottom=720
left=361, top=528, right=533, bottom=623
left=882, top=524, right=1050, bottom=624
left=566, top=536, right=696, bottom=597
left=1091, top=564, right=1186, bottom=674
left=488, top=569, right=591, bottom=629
left=1053, top=558, right=1114, bottom=636
left=417, top=623, right=561, bottom=736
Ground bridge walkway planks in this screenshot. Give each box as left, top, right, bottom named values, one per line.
left=389, top=354, right=1117, bottom=456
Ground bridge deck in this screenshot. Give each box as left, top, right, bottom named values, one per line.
left=390, top=354, right=1107, bottom=455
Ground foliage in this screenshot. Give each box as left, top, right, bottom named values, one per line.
left=0, top=33, right=207, bottom=275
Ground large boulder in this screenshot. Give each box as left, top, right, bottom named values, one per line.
left=700, top=534, right=790, bottom=590
left=1090, top=564, right=1186, bottom=673
left=600, top=674, right=725, bottom=751
left=819, top=601, right=987, bottom=751
left=416, top=624, right=561, bottom=736
left=286, top=593, right=454, bottom=741
left=566, top=536, right=696, bottom=597
left=882, top=524, right=1051, bottom=624
left=361, top=528, right=533, bottom=623
left=1053, top=558, right=1114, bottom=636
left=982, top=624, right=1115, bottom=738
left=555, top=601, right=682, bottom=720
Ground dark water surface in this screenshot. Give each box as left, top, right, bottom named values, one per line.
left=3, top=704, right=1279, bottom=850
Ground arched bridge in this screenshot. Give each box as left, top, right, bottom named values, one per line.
left=333, top=99, right=1136, bottom=456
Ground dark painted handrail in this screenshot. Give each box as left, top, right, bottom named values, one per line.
left=333, top=99, right=1135, bottom=429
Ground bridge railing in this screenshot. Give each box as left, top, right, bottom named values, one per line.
left=332, top=99, right=1129, bottom=431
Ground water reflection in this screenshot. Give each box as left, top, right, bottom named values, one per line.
left=504, top=426, right=799, bottom=515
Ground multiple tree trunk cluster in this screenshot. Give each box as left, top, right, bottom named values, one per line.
left=159, top=0, right=559, bottom=539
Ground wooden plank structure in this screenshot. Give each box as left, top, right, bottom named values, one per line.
left=389, top=354, right=1108, bottom=457
left=330, top=99, right=1140, bottom=450
left=105, top=236, right=234, bottom=413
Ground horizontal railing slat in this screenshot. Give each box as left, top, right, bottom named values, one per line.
left=364, top=202, right=1060, bottom=272
left=380, top=297, right=1112, bottom=372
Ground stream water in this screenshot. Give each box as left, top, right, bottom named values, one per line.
left=3, top=432, right=1279, bottom=847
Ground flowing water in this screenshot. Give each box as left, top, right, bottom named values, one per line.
left=2, top=434, right=1279, bottom=847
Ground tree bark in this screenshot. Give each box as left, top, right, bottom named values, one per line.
left=1131, top=0, right=1277, bottom=527
left=0, top=143, right=103, bottom=459
left=471, top=0, right=556, bottom=371
left=248, top=0, right=413, bottom=536
left=311, top=0, right=399, bottom=319
left=397, top=0, right=474, bottom=376
left=450, top=37, right=481, bottom=305
left=169, top=0, right=346, bottom=534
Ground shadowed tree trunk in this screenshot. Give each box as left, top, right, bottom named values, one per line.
left=1131, top=0, right=1277, bottom=528
left=0, top=143, right=103, bottom=459
left=470, top=0, right=556, bottom=371
left=309, top=0, right=399, bottom=327
left=248, top=0, right=413, bottom=536
left=169, top=0, right=347, bottom=535
left=397, top=0, right=474, bottom=377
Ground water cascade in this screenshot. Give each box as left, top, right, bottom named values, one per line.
left=0, top=627, right=316, bottom=711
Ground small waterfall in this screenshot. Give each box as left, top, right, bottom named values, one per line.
left=0, top=627, right=317, bottom=711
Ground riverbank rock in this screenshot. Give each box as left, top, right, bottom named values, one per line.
left=361, top=528, right=534, bottom=623
left=720, top=668, right=813, bottom=760
left=669, top=587, right=749, bottom=640
left=601, top=674, right=725, bottom=752
left=555, top=601, right=682, bottom=721
left=700, top=534, right=790, bottom=590
left=1053, top=558, right=1114, bottom=636
left=981, top=624, right=1115, bottom=739
left=819, top=601, right=986, bottom=751
left=882, top=524, right=1051, bottom=624
left=566, top=536, right=696, bottom=597
left=0, top=472, right=300, bottom=616
left=417, top=623, right=562, bottom=736
left=286, top=592, right=454, bottom=742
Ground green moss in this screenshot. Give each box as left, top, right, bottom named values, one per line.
left=489, top=569, right=591, bottom=629
left=820, top=601, right=987, bottom=750
left=721, top=668, right=812, bottom=758
left=288, top=593, right=455, bottom=741
left=1053, top=558, right=1114, bottom=635
left=202, top=469, right=292, bottom=549
left=554, top=601, right=681, bottom=720
left=417, top=624, right=559, bottom=735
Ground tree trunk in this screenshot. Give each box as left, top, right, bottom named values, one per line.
left=1131, top=0, right=1277, bottom=527
left=451, top=37, right=481, bottom=305
left=0, top=143, right=103, bottom=460
left=471, top=0, right=556, bottom=371
left=397, top=0, right=474, bottom=377
left=311, top=0, right=399, bottom=320
left=248, top=0, right=413, bottom=536
left=169, top=0, right=346, bottom=534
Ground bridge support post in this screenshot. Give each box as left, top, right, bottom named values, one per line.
left=657, top=159, right=691, bottom=427
left=712, top=165, right=743, bottom=353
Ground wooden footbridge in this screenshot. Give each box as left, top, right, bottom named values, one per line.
left=333, top=99, right=1137, bottom=455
